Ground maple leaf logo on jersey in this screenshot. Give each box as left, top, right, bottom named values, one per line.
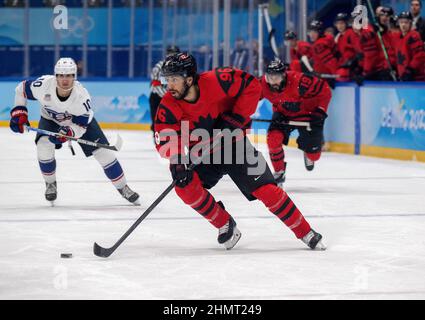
left=193, top=114, right=216, bottom=136
left=407, top=35, right=418, bottom=45
left=397, top=52, right=406, bottom=66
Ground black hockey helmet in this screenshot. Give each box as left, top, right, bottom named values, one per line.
left=398, top=11, right=413, bottom=20
left=334, top=13, right=349, bottom=23
left=265, top=59, right=288, bottom=75
left=161, top=52, right=197, bottom=78
left=308, top=20, right=324, bottom=35
left=284, top=30, right=297, bottom=40
left=379, top=6, right=394, bottom=16
left=166, top=45, right=180, bottom=56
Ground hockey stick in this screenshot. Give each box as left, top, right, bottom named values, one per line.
left=262, top=4, right=280, bottom=59
left=25, top=126, right=123, bottom=152
left=253, top=119, right=312, bottom=131
left=93, top=180, right=177, bottom=257
left=365, top=0, right=398, bottom=82
left=93, top=135, right=225, bottom=258
left=300, top=56, right=341, bottom=79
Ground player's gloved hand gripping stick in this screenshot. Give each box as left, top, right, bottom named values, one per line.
left=253, top=118, right=312, bottom=132
left=25, top=126, right=123, bottom=152
left=93, top=134, right=224, bottom=258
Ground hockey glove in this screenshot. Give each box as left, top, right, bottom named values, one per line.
left=272, top=112, right=289, bottom=124
left=400, top=68, right=414, bottom=82
left=49, top=126, right=75, bottom=144
left=218, top=113, right=247, bottom=131
left=10, top=106, right=30, bottom=133
left=310, top=108, right=328, bottom=127
left=170, top=163, right=193, bottom=188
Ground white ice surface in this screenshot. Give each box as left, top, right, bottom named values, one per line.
left=1, top=128, right=425, bottom=300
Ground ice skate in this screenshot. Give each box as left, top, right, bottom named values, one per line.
left=118, top=184, right=140, bottom=206
left=301, top=229, right=326, bottom=250
left=45, top=181, right=57, bottom=206
left=218, top=216, right=242, bottom=250
left=304, top=153, right=315, bottom=171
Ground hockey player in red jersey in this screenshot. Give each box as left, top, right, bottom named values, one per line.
left=307, top=20, right=339, bottom=86
left=284, top=30, right=312, bottom=73
left=334, top=13, right=363, bottom=81
left=261, top=60, right=331, bottom=184
left=395, top=12, right=425, bottom=81
left=351, top=10, right=394, bottom=81
left=376, top=7, right=397, bottom=71
left=154, top=53, right=326, bottom=251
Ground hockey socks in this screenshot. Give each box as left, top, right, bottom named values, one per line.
left=93, top=148, right=127, bottom=190
left=37, top=136, right=56, bottom=184
left=252, top=184, right=311, bottom=239
left=267, top=129, right=286, bottom=172
left=175, top=172, right=230, bottom=228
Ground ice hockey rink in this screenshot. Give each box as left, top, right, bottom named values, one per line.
left=1, top=128, right=424, bottom=300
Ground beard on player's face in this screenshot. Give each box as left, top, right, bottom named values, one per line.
left=167, top=77, right=192, bottom=100
left=266, top=73, right=285, bottom=92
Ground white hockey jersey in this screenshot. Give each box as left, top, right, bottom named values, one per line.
left=14, top=75, right=94, bottom=138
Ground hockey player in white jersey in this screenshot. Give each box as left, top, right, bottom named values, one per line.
left=9, top=57, right=140, bottom=205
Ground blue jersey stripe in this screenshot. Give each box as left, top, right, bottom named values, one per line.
left=24, top=80, right=36, bottom=100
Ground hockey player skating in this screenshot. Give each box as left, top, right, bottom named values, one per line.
left=154, top=53, right=325, bottom=251
left=9, top=57, right=140, bottom=206
left=261, top=60, right=331, bottom=185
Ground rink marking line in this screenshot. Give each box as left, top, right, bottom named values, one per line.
left=1, top=213, right=425, bottom=223
left=1, top=176, right=425, bottom=185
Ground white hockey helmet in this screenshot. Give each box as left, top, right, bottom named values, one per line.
left=54, top=57, right=77, bottom=79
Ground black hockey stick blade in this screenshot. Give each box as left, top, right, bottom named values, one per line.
left=93, top=242, right=114, bottom=258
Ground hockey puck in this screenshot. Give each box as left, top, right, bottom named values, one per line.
left=60, top=253, right=73, bottom=258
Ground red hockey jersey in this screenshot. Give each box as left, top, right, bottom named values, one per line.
left=289, top=41, right=312, bottom=72
left=260, top=71, right=331, bottom=121
left=335, top=28, right=359, bottom=66
left=394, top=30, right=425, bottom=81
left=310, top=34, right=339, bottom=75
left=154, top=67, right=261, bottom=159
left=358, top=25, right=389, bottom=75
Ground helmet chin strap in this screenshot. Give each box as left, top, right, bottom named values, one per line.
left=57, top=84, right=74, bottom=92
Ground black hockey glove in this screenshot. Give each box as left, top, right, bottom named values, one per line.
left=310, top=108, right=328, bottom=127
left=170, top=163, right=193, bottom=188
left=400, top=68, right=414, bottom=82
left=271, top=112, right=288, bottom=125
left=217, top=112, right=246, bottom=131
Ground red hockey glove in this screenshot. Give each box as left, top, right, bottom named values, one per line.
left=49, top=126, right=75, bottom=144
left=10, top=106, right=30, bottom=133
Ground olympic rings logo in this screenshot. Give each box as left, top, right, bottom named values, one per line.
left=52, top=13, right=95, bottom=38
